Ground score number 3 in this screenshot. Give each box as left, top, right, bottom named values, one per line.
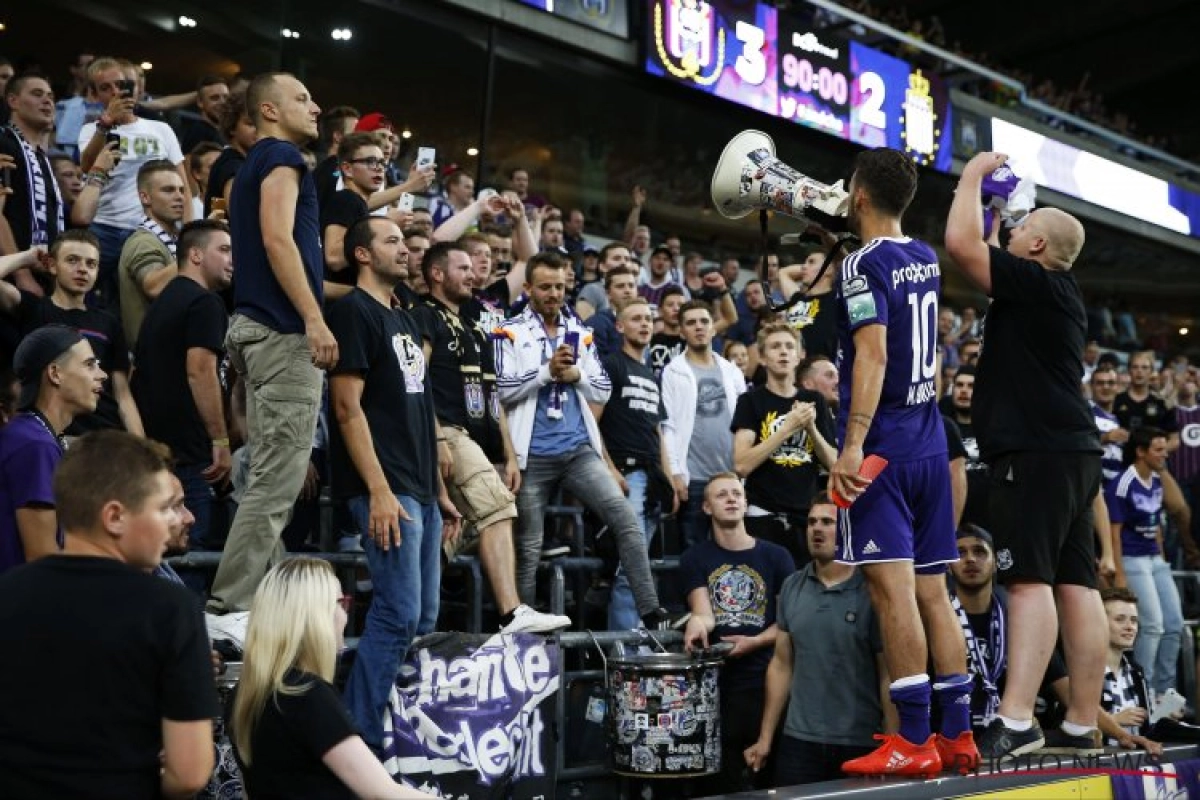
left=734, top=21, right=766, bottom=84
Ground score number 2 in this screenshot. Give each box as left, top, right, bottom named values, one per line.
left=734, top=21, right=766, bottom=84
left=857, top=71, right=886, bottom=129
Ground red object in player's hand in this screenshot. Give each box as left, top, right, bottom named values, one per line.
left=831, top=455, right=889, bottom=509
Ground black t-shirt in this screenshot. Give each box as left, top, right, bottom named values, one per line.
left=1113, top=391, right=1176, bottom=433
left=132, top=277, right=228, bottom=465
left=179, top=117, right=225, bottom=155
left=462, top=278, right=513, bottom=333
left=230, top=138, right=323, bottom=334
left=945, top=415, right=990, bottom=529
left=782, top=289, right=838, bottom=361
left=0, top=556, right=218, bottom=800
left=320, top=190, right=368, bottom=286
left=600, top=350, right=666, bottom=463
left=411, top=296, right=505, bottom=463
left=313, top=154, right=341, bottom=210
left=973, top=248, right=1100, bottom=462
left=204, top=147, right=244, bottom=217
left=230, top=671, right=358, bottom=800
left=647, top=331, right=685, bottom=379
left=731, top=385, right=834, bottom=514
left=17, top=293, right=130, bottom=433
left=326, top=289, right=437, bottom=502
left=0, top=128, right=62, bottom=251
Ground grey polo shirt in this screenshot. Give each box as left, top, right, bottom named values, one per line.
left=777, top=564, right=884, bottom=746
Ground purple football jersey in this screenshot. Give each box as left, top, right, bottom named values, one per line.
left=836, top=237, right=947, bottom=462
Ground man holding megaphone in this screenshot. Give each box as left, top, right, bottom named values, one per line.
left=710, top=135, right=976, bottom=776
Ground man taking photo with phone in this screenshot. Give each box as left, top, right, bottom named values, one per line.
left=78, top=58, right=191, bottom=313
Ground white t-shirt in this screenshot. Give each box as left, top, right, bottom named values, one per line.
left=79, top=117, right=184, bottom=229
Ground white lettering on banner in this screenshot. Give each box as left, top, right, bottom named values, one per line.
left=892, top=262, right=941, bottom=289
left=416, top=642, right=551, bottom=707
left=391, top=639, right=559, bottom=784
left=398, top=709, right=547, bottom=782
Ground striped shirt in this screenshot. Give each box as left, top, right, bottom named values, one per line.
left=1171, top=404, right=1200, bottom=484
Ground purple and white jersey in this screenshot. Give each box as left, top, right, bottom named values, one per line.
left=836, top=237, right=946, bottom=462
left=1171, top=404, right=1200, bottom=485
left=1091, top=402, right=1124, bottom=485
left=1105, top=465, right=1163, bottom=558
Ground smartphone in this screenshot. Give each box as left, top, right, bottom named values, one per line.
left=116, top=79, right=136, bottom=98
left=397, top=192, right=415, bottom=213
left=105, top=131, right=122, bottom=149
left=0, top=166, right=10, bottom=190
left=211, top=197, right=228, bottom=214
left=562, top=331, right=580, bottom=360
left=416, top=147, right=436, bottom=170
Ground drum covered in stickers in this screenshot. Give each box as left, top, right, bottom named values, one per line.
left=605, top=649, right=726, bottom=778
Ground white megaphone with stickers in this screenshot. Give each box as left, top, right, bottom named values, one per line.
left=710, top=129, right=850, bottom=232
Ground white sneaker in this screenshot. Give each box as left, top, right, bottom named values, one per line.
left=500, top=604, right=571, bottom=634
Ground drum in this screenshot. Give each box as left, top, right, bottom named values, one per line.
left=605, top=649, right=725, bottom=778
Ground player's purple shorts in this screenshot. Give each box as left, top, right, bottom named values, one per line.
left=836, top=453, right=958, bottom=571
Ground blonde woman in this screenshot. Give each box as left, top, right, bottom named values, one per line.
left=229, top=558, right=435, bottom=799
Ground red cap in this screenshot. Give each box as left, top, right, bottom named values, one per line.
left=354, top=112, right=393, bottom=132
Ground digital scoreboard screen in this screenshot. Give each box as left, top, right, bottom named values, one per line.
left=645, top=0, right=953, bottom=170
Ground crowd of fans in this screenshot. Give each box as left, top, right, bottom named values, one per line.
left=2, top=45, right=1200, bottom=799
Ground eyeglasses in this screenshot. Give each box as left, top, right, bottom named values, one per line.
left=349, top=157, right=386, bottom=170
left=338, top=594, right=353, bottom=612
left=808, top=517, right=836, bottom=526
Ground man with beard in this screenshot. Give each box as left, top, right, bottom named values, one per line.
left=941, top=365, right=990, bottom=528
left=412, top=241, right=569, bottom=634
left=833, top=148, right=972, bottom=776
left=495, top=253, right=670, bottom=626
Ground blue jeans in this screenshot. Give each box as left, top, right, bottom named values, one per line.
left=608, top=469, right=658, bottom=630
left=343, top=494, right=441, bottom=752
left=679, top=478, right=711, bottom=552
left=88, top=222, right=133, bottom=311
left=517, top=446, right=660, bottom=616
left=1124, top=554, right=1184, bottom=694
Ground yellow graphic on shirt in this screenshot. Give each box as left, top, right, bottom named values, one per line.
left=784, top=297, right=819, bottom=329
left=761, top=411, right=814, bottom=468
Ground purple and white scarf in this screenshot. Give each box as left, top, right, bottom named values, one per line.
left=9, top=124, right=64, bottom=246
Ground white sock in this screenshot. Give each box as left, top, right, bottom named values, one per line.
left=1061, top=721, right=1092, bottom=737
left=996, top=714, right=1032, bottom=732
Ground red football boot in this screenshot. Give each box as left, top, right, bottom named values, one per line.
left=842, top=733, right=942, bottom=778
left=936, top=731, right=981, bottom=773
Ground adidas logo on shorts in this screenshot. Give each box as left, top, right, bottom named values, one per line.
left=862, top=540, right=881, bottom=555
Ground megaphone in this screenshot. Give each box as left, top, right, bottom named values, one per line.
left=710, top=129, right=850, bottom=233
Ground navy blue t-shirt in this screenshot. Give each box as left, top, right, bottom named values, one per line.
left=230, top=137, right=323, bottom=334
left=836, top=236, right=946, bottom=462
left=679, top=538, right=794, bottom=690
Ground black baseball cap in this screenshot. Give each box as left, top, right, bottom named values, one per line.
left=14, top=325, right=83, bottom=410
left=651, top=244, right=674, bottom=259
left=956, top=523, right=993, bottom=550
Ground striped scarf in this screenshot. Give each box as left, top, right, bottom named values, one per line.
left=9, top=124, right=63, bottom=246
left=952, top=593, right=1005, bottom=724
left=139, top=215, right=177, bottom=258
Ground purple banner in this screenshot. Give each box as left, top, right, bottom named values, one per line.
left=384, top=632, right=560, bottom=799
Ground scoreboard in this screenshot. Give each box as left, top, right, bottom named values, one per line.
left=645, top=0, right=953, bottom=170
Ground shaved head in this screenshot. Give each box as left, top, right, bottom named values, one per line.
left=1029, top=208, right=1085, bottom=270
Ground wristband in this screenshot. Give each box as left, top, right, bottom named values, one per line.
left=212, top=437, right=230, bottom=448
